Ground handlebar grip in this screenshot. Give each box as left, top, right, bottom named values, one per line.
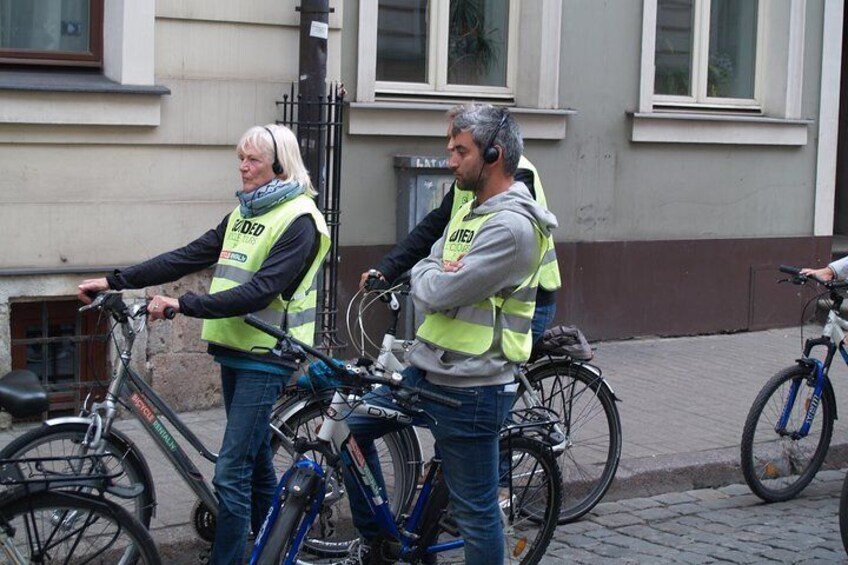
left=163, top=307, right=177, bottom=320
left=244, top=314, right=288, bottom=341
left=412, top=387, right=462, bottom=409
left=779, top=265, right=802, bottom=275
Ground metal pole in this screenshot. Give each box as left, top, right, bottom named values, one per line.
left=296, top=0, right=330, bottom=196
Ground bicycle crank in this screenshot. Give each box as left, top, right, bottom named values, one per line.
left=191, top=499, right=217, bottom=542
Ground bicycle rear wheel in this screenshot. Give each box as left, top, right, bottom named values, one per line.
left=521, top=360, right=621, bottom=523
left=270, top=394, right=421, bottom=558
left=0, top=489, right=160, bottom=564
left=0, top=423, right=155, bottom=529
left=741, top=364, right=834, bottom=502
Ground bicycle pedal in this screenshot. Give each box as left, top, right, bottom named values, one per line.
left=438, top=512, right=459, bottom=537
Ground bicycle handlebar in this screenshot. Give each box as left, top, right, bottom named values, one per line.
left=243, top=313, right=461, bottom=409
left=778, top=264, right=848, bottom=290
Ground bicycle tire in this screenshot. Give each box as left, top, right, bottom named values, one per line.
left=0, top=488, right=160, bottom=564
left=0, top=423, right=155, bottom=529
left=255, top=489, right=310, bottom=565
left=741, top=364, right=835, bottom=502
left=428, top=436, right=561, bottom=565
left=521, top=359, right=621, bottom=523
left=841, top=471, right=848, bottom=554
left=269, top=394, right=422, bottom=558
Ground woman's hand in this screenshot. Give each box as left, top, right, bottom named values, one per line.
left=148, top=295, right=180, bottom=321
left=78, top=278, right=109, bottom=304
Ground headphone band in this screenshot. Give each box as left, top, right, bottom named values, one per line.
left=263, top=126, right=284, bottom=175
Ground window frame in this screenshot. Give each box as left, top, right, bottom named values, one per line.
left=10, top=299, right=110, bottom=416
left=0, top=0, right=104, bottom=68
left=368, top=0, right=520, bottom=100
left=653, top=0, right=764, bottom=110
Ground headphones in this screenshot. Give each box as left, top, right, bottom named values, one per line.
left=263, top=126, right=284, bottom=176
left=482, top=111, right=508, bottom=164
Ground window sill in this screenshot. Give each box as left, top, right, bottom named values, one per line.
left=0, top=70, right=170, bottom=127
left=630, top=111, right=811, bottom=146
left=349, top=102, right=575, bottom=140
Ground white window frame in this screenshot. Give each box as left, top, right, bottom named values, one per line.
left=633, top=0, right=810, bottom=146
left=653, top=0, right=764, bottom=110
left=372, top=0, right=518, bottom=99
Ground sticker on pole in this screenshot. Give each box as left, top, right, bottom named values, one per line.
left=310, top=21, right=329, bottom=40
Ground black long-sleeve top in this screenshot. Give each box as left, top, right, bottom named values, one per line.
left=107, top=213, right=319, bottom=367
left=376, top=168, right=556, bottom=305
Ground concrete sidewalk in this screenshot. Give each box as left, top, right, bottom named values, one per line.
left=3, top=326, right=848, bottom=551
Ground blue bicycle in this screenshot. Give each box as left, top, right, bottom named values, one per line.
left=741, top=265, right=848, bottom=501
left=244, top=314, right=562, bottom=565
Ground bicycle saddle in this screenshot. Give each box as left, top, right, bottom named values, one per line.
left=0, top=370, right=48, bottom=418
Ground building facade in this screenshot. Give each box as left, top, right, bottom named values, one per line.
left=0, top=0, right=843, bottom=413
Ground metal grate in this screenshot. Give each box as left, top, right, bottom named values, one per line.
left=277, top=83, right=347, bottom=351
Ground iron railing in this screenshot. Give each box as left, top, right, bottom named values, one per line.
left=277, top=83, right=346, bottom=350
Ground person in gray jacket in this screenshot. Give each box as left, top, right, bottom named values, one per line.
left=338, top=104, right=558, bottom=565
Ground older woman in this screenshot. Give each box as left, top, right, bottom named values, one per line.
left=79, top=124, right=330, bottom=564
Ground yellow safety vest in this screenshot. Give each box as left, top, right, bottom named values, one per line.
left=416, top=200, right=544, bottom=362
left=201, top=194, right=330, bottom=350
left=450, top=156, right=561, bottom=291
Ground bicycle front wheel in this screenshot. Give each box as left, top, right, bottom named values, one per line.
left=0, top=489, right=160, bottom=564
left=841, top=471, right=848, bottom=554
left=741, top=365, right=835, bottom=502
left=521, top=360, right=622, bottom=523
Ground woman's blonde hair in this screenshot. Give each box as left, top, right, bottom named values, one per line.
left=237, top=124, right=316, bottom=196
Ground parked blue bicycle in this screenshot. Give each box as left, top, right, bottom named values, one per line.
left=741, top=265, right=848, bottom=501
left=244, top=314, right=562, bottom=565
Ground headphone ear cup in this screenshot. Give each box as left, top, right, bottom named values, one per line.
left=483, top=145, right=499, bottom=164
left=272, top=161, right=284, bottom=175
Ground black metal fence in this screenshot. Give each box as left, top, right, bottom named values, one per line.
left=277, top=83, right=346, bottom=350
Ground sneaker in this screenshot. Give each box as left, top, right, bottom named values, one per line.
left=335, top=538, right=371, bottom=565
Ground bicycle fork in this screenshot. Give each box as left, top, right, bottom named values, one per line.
left=777, top=358, right=827, bottom=439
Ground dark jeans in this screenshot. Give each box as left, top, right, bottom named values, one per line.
left=343, top=366, right=515, bottom=565
left=209, top=366, right=288, bottom=565
left=532, top=301, right=557, bottom=345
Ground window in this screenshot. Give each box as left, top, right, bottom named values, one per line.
left=10, top=300, right=109, bottom=416
left=374, top=0, right=517, bottom=98
left=0, top=0, right=103, bottom=67
left=654, top=0, right=760, bottom=108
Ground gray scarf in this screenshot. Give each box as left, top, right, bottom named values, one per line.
left=236, top=178, right=306, bottom=218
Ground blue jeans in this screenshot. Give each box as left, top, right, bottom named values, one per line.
left=210, top=366, right=288, bottom=565
left=343, top=367, right=515, bottom=565
left=532, top=302, right=557, bottom=345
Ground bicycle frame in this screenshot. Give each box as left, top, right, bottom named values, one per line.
left=251, top=388, right=465, bottom=564
left=778, top=305, right=848, bottom=439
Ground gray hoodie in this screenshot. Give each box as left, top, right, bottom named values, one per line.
left=407, top=181, right=559, bottom=387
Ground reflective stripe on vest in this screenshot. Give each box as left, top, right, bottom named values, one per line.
left=200, top=194, right=331, bottom=350
left=448, top=156, right=561, bottom=292
left=416, top=200, right=544, bottom=362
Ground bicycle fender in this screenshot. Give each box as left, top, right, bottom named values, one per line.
left=39, top=418, right=158, bottom=517
left=573, top=362, right=621, bottom=402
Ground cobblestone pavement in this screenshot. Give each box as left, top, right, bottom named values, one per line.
left=540, top=469, right=848, bottom=564
left=158, top=469, right=848, bottom=564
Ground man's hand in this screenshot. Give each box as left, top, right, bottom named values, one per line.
left=78, top=278, right=109, bottom=304
left=359, top=269, right=385, bottom=290
left=442, top=254, right=465, bottom=273
left=148, top=295, right=180, bottom=321
left=800, top=267, right=836, bottom=281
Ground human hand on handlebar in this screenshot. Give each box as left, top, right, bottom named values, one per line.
left=800, top=267, right=836, bottom=281
left=147, top=295, right=179, bottom=321
left=359, top=269, right=386, bottom=291
left=78, top=278, right=109, bottom=304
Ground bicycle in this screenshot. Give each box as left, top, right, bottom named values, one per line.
left=0, top=369, right=161, bottom=564
left=273, top=279, right=621, bottom=541
left=245, top=313, right=563, bottom=565
left=0, top=291, right=413, bottom=556
left=741, top=264, right=848, bottom=502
